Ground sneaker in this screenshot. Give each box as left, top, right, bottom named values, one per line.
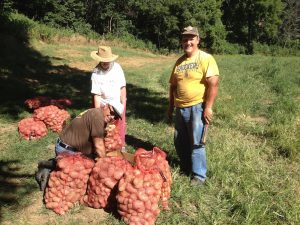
left=191, top=177, right=205, bottom=186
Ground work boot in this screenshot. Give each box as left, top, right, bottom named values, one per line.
left=35, top=167, right=51, bottom=192
left=191, top=177, right=205, bottom=187
left=38, top=158, right=56, bottom=169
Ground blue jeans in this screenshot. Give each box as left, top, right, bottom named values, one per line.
left=174, top=103, right=207, bottom=181
left=55, top=139, right=95, bottom=158
left=55, top=139, right=76, bottom=156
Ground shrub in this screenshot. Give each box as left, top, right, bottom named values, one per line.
left=253, top=42, right=300, bottom=56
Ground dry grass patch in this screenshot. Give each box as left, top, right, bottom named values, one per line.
left=69, top=61, right=94, bottom=71
left=0, top=122, right=16, bottom=147
left=2, top=192, right=109, bottom=225
left=120, top=56, right=175, bottom=69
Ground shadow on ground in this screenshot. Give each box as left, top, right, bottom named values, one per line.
left=126, top=84, right=169, bottom=124
left=0, top=34, right=92, bottom=119
left=0, top=160, right=35, bottom=221
left=0, top=13, right=179, bottom=223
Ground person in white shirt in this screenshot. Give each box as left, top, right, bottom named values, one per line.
left=90, top=46, right=127, bottom=148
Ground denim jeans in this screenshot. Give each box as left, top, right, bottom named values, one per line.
left=55, top=139, right=96, bottom=159
left=174, top=102, right=207, bottom=181
left=55, top=139, right=76, bottom=156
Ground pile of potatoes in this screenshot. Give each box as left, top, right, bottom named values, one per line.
left=44, top=153, right=95, bottom=215
left=18, top=97, right=71, bottom=140
left=18, top=117, right=48, bottom=140
left=43, top=147, right=172, bottom=225
left=81, top=156, right=133, bottom=209
left=33, top=105, right=70, bottom=132
left=24, top=96, right=73, bottom=109
left=117, top=147, right=172, bottom=225
left=104, top=123, right=123, bottom=152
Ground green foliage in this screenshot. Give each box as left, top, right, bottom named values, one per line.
left=214, top=40, right=246, bottom=54
left=0, top=21, right=300, bottom=224
left=253, top=41, right=300, bottom=56
left=279, top=0, right=300, bottom=44
left=222, top=0, right=284, bottom=53
left=0, top=0, right=14, bottom=14
left=5, top=0, right=299, bottom=54
left=0, top=12, right=98, bottom=43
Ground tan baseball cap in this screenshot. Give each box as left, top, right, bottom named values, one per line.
left=182, top=26, right=199, bottom=36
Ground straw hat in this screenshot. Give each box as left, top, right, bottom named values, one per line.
left=90, top=46, right=119, bottom=62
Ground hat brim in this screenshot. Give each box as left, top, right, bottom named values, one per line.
left=181, top=31, right=199, bottom=36
left=111, top=105, right=122, bottom=120
left=90, top=51, right=119, bottom=62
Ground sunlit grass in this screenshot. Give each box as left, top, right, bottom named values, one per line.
left=0, top=39, right=299, bottom=225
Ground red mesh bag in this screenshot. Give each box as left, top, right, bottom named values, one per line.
left=18, top=117, right=47, bottom=140
left=25, top=96, right=72, bottom=109
left=33, top=105, right=70, bottom=132
left=24, top=96, right=51, bottom=109
left=104, top=123, right=123, bottom=152
left=44, top=153, right=94, bottom=215
left=50, top=98, right=73, bottom=109
left=116, top=147, right=172, bottom=225
left=81, top=156, right=133, bottom=209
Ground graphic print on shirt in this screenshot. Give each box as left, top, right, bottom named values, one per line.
left=176, top=62, right=198, bottom=78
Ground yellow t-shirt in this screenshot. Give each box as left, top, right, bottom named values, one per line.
left=169, top=50, right=219, bottom=108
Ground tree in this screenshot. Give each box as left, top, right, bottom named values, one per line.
left=222, top=0, right=283, bottom=53
left=279, top=0, right=300, bottom=46
left=85, top=0, right=132, bottom=35
left=127, top=0, right=227, bottom=52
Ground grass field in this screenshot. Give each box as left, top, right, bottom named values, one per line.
left=0, top=33, right=299, bottom=225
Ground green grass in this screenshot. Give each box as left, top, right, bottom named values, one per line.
left=0, top=25, right=300, bottom=225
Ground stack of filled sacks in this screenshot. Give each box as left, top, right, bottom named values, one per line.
left=24, top=96, right=73, bottom=109
left=81, top=156, right=133, bottom=209
left=18, top=97, right=72, bottom=140
left=42, top=146, right=172, bottom=223
left=116, top=147, right=172, bottom=225
left=33, top=105, right=70, bottom=133
left=104, top=123, right=123, bottom=152
left=18, top=117, right=48, bottom=140
left=44, top=153, right=95, bottom=215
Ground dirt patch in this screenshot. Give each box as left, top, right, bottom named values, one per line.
left=51, top=35, right=122, bottom=46
left=69, top=61, right=95, bottom=72
left=0, top=122, right=16, bottom=147
left=246, top=116, right=268, bottom=124
left=238, top=114, right=268, bottom=124
left=119, top=56, right=174, bottom=69
left=56, top=49, right=82, bottom=59
left=2, top=192, right=109, bottom=225
left=69, top=56, right=175, bottom=71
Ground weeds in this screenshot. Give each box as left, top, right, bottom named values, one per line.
left=0, top=20, right=299, bottom=225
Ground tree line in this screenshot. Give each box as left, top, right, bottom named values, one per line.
left=1, top=0, right=299, bottom=54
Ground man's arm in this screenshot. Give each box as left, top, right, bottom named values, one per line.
left=93, top=95, right=102, bottom=108
left=120, top=86, right=127, bottom=105
left=93, top=137, right=106, bottom=158
left=204, top=75, right=219, bottom=124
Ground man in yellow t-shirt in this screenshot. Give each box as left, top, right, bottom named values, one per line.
left=168, top=26, right=219, bottom=186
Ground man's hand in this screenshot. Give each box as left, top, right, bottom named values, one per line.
left=93, top=137, right=106, bottom=158
left=204, top=75, right=219, bottom=124
left=204, top=107, right=213, bottom=124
